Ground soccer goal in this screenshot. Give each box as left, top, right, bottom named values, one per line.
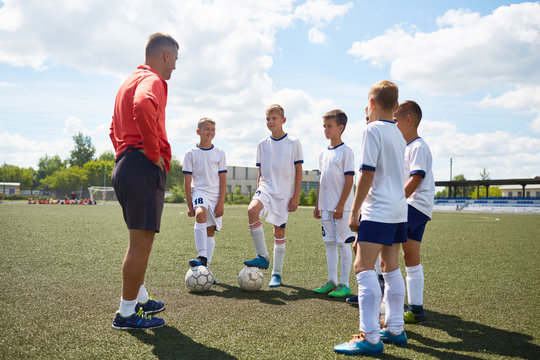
left=88, top=186, right=117, bottom=202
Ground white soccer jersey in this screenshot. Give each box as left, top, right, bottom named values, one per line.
left=256, top=133, right=303, bottom=199
left=359, top=120, right=407, bottom=223
left=403, top=137, right=435, bottom=218
left=183, top=145, right=227, bottom=201
left=318, top=143, right=355, bottom=211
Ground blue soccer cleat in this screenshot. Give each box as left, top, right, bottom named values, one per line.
left=189, top=256, right=207, bottom=268
left=334, top=333, right=383, bottom=356
left=379, top=327, right=407, bottom=346
left=346, top=295, right=358, bottom=305
left=135, top=296, right=165, bottom=315
left=269, top=274, right=281, bottom=287
left=244, top=255, right=269, bottom=269
left=112, top=308, right=165, bottom=330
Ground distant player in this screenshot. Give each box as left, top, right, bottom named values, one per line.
left=394, top=101, right=435, bottom=323
left=183, top=118, right=227, bottom=277
left=243, top=104, right=303, bottom=288
left=334, top=80, right=407, bottom=356
left=313, top=109, right=355, bottom=298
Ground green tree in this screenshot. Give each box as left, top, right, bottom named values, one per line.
left=451, top=174, right=474, bottom=197
left=69, top=132, right=95, bottom=167
left=298, top=189, right=307, bottom=206
left=308, top=188, right=317, bottom=206
left=97, top=151, right=115, bottom=162
left=166, top=184, right=185, bottom=203
left=83, top=160, right=115, bottom=188
left=480, top=168, right=490, bottom=180
left=35, top=155, right=66, bottom=185
left=40, top=166, right=88, bottom=197
left=3, top=164, right=35, bottom=189
left=471, top=186, right=502, bottom=199
left=166, top=157, right=184, bottom=190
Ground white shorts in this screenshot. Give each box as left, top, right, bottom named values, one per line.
left=321, top=210, right=356, bottom=243
left=191, top=191, right=222, bottom=231
left=252, top=188, right=289, bottom=228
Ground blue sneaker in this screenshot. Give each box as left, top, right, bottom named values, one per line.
left=112, top=308, right=165, bottom=330
left=269, top=274, right=281, bottom=287
left=135, top=296, right=165, bottom=315
left=244, top=255, right=269, bottom=269
left=334, top=333, right=383, bottom=356
left=189, top=256, right=207, bottom=267
left=380, top=327, right=407, bottom=346
left=346, top=295, right=358, bottom=305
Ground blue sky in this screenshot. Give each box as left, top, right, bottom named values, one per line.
left=1, top=0, right=539, bottom=182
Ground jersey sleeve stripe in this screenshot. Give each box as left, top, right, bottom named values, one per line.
left=410, top=170, right=426, bottom=178
left=182, top=171, right=193, bottom=174
left=360, top=164, right=376, bottom=171
left=218, top=170, right=228, bottom=173
left=294, top=160, right=304, bottom=164
left=344, top=171, right=355, bottom=175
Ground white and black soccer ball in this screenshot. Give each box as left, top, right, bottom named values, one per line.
left=185, top=266, right=214, bottom=292
left=237, top=266, right=264, bottom=292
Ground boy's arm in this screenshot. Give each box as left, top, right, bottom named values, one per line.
left=288, top=162, right=302, bottom=212
left=184, top=174, right=195, bottom=217
left=404, top=174, right=423, bottom=198
left=348, top=170, right=374, bottom=231
left=215, top=172, right=227, bottom=217
left=313, top=183, right=321, bottom=219
left=334, top=174, right=354, bottom=219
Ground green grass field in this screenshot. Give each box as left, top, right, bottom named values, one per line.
left=1, top=203, right=539, bottom=359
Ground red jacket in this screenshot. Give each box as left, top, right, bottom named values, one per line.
left=110, top=65, right=172, bottom=172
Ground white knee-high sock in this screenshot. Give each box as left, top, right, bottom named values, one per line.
left=207, top=236, right=216, bottom=265
left=249, top=221, right=269, bottom=259
left=136, top=283, right=149, bottom=303
left=325, top=241, right=338, bottom=284
left=338, top=242, right=352, bottom=287
left=357, top=270, right=381, bottom=343
left=383, top=268, right=406, bottom=334
left=194, top=222, right=207, bottom=258
left=406, top=264, right=424, bottom=306
left=272, top=238, right=286, bottom=276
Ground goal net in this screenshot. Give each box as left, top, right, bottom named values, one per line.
left=88, top=186, right=117, bottom=202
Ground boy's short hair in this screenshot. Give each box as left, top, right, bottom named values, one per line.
left=266, top=104, right=285, bottom=118
left=145, top=32, right=179, bottom=59
left=368, top=80, right=399, bottom=112
left=198, top=117, right=215, bottom=129
left=323, top=109, right=348, bottom=131
left=396, top=100, right=422, bottom=125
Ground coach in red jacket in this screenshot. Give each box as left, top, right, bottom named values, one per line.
left=110, top=32, right=178, bottom=330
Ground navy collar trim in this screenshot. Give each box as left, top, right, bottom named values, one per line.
left=196, top=144, right=214, bottom=151
left=407, top=137, right=421, bottom=146
left=328, top=142, right=344, bottom=150
left=377, top=119, right=396, bottom=124
left=271, top=133, right=288, bottom=141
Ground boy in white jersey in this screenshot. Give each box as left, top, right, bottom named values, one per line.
left=243, top=104, right=303, bottom=288
left=334, top=81, right=407, bottom=356
left=183, top=118, right=227, bottom=272
left=313, top=109, right=356, bottom=298
left=394, top=101, right=435, bottom=324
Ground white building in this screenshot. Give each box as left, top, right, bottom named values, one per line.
left=0, top=182, right=21, bottom=196
left=499, top=184, right=540, bottom=198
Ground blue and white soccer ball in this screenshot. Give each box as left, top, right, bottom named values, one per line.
left=238, top=266, right=264, bottom=291
left=185, top=265, right=214, bottom=292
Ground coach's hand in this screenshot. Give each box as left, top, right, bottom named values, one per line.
left=154, top=156, right=165, bottom=171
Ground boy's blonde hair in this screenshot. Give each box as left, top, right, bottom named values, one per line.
left=396, top=100, right=422, bottom=125
left=266, top=104, right=285, bottom=118
left=368, top=80, right=399, bottom=113
left=323, top=109, right=348, bottom=132
left=198, top=117, right=215, bottom=129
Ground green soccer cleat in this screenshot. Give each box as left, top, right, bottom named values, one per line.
left=404, top=310, right=427, bottom=324
left=328, top=284, right=351, bottom=298
left=314, top=281, right=337, bottom=294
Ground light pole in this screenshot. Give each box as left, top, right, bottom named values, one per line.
left=449, top=156, right=463, bottom=198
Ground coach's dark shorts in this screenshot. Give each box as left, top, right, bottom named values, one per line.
left=111, top=151, right=166, bottom=233
left=407, top=205, right=431, bottom=242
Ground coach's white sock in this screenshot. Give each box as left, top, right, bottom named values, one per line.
left=357, top=270, right=381, bottom=344
left=406, top=264, right=424, bottom=306
left=194, top=222, right=208, bottom=258
left=272, top=239, right=286, bottom=276
left=338, top=242, right=352, bottom=287
left=383, top=268, right=406, bottom=335
left=207, top=236, right=215, bottom=266
left=136, top=283, right=149, bottom=303
left=119, top=298, right=137, bottom=317
left=249, top=221, right=269, bottom=260
left=325, top=241, right=338, bottom=284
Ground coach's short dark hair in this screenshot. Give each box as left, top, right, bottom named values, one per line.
left=323, top=109, right=348, bottom=132
left=397, top=100, right=422, bottom=124
left=145, top=33, right=179, bottom=59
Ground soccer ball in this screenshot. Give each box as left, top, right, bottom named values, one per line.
left=185, top=266, right=214, bottom=292
left=238, top=266, right=264, bottom=291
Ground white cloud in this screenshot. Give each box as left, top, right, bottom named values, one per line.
left=294, top=0, right=353, bottom=27
left=0, top=1, right=22, bottom=31
left=308, top=27, right=326, bottom=44
left=0, top=132, right=72, bottom=168
left=64, top=116, right=83, bottom=134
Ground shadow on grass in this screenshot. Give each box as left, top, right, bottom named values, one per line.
left=406, top=310, right=540, bottom=359
left=130, top=325, right=237, bottom=360
left=190, top=282, right=347, bottom=305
